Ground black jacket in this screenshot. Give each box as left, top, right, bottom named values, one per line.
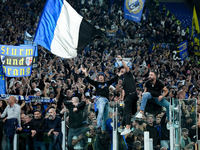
left=146, top=124, right=160, bottom=146
left=86, top=75, right=119, bottom=99
left=30, top=116, right=45, bottom=141
left=45, top=116, right=62, bottom=132
left=64, top=101, right=86, bottom=128
left=160, top=113, right=169, bottom=140
left=6, top=118, right=18, bottom=140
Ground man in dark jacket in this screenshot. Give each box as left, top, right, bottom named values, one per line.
left=18, top=114, right=33, bottom=150
left=146, top=115, right=160, bottom=150
left=45, top=108, right=62, bottom=150
left=64, top=96, right=86, bottom=150
left=155, top=113, right=169, bottom=148
left=30, top=109, right=46, bottom=150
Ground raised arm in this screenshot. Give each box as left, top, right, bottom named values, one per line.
left=63, top=101, right=73, bottom=108
left=117, top=55, right=129, bottom=72
left=107, top=71, right=122, bottom=85
left=77, top=101, right=86, bottom=109
left=81, top=67, right=96, bottom=86
left=81, top=67, right=88, bottom=77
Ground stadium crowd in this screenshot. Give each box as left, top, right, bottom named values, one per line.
left=0, top=0, right=200, bottom=150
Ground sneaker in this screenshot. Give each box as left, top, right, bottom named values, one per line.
left=135, top=112, right=143, bottom=119
left=120, top=128, right=131, bottom=135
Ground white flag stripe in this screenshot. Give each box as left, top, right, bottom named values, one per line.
left=51, top=1, right=83, bottom=58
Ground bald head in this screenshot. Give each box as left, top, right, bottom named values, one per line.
left=10, top=96, right=16, bottom=101
left=49, top=108, right=56, bottom=120
left=49, top=108, right=56, bottom=113
left=8, top=96, right=16, bottom=106
left=72, top=97, right=79, bottom=103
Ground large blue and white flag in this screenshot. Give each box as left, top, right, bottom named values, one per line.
left=124, top=0, right=145, bottom=22
left=34, top=0, right=104, bottom=58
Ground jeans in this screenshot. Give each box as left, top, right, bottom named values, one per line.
left=96, top=97, right=109, bottom=131
left=68, top=127, right=84, bottom=150
left=33, top=140, right=46, bottom=150
left=140, top=92, right=170, bottom=120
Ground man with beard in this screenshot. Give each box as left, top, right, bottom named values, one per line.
left=181, top=128, right=194, bottom=150
left=45, top=108, right=62, bottom=150
left=117, top=55, right=139, bottom=135
left=135, top=71, right=170, bottom=127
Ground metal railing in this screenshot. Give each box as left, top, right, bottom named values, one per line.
left=11, top=98, right=198, bottom=150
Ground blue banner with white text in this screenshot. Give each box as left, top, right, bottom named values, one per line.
left=0, top=94, right=55, bottom=103
left=179, top=40, right=188, bottom=60
left=124, top=0, right=145, bottom=22
left=0, top=66, right=6, bottom=94
left=0, top=45, right=36, bottom=77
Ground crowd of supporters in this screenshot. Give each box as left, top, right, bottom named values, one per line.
left=0, top=0, right=200, bottom=150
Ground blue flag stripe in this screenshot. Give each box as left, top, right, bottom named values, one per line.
left=34, top=0, right=63, bottom=50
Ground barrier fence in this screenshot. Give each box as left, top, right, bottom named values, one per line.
left=4, top=98, right=199, bottom=150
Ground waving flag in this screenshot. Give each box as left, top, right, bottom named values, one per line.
left=34, top=0, right=104, bottom=58
left=191, top=6, right=200, bottom=46
left=124, top=0, right=145, bottom=22
left=191, top=6, right=199, bottom=38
